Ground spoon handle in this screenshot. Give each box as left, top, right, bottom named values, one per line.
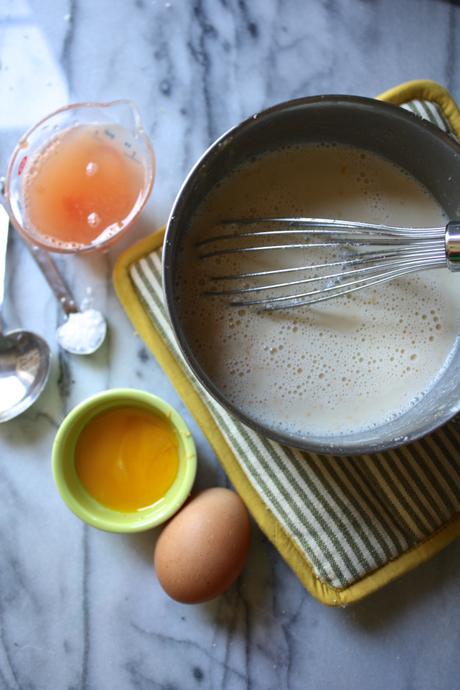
left=0, top=206, right=9, bottom=330
left=29, top=245, right=78, bottom=316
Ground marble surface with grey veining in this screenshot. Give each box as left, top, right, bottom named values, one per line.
left=1, top=1, right=460, bottom=688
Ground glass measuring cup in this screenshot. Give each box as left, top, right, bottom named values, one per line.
left=4, top=100, right=155, bottom=253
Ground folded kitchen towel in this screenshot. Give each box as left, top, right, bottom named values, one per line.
left=113, top=80, right=460, bottom=606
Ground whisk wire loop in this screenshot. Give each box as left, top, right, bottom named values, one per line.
left=197, top=218, right=459, bottom=309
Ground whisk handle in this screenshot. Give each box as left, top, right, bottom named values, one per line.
left=446, top=221, right=460, bottom=271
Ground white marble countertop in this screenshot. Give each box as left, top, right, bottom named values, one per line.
left=1, top=1, right=460, bottom=688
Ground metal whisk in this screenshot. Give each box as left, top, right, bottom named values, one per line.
left=197, top=218, right=460, bottom=310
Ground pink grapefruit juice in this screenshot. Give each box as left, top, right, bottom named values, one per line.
left=22, top=124, right=147, bottom=250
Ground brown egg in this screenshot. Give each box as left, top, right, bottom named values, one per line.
left=153, top=487, right=251, bottom=603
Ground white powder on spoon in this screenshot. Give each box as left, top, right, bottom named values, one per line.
left=56, top=308, right=107, bottom=355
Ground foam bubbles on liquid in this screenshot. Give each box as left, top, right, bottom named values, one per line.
left=177, top=142, right=459, bottom=437
left=86, top=161, right=98, bottom=176
left=87, top=212, right=101, bottom=228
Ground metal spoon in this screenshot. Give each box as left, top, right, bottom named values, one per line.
left=0, top=207, right=51, bottom=422
left=0, top=175, right=107, bottom=355
left=28, top=245, right=107, bottom=355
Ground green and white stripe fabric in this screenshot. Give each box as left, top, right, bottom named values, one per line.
left=402, top=98, right=454, bottom=134
left=129, top=101, right=460, bottom=589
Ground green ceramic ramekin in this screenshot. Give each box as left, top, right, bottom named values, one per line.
left=51, top=388, right=197, bottom=533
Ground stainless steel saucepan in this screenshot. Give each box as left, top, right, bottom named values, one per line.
left=163, top=95, right=460, bottom=455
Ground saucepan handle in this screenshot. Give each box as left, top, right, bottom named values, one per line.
left=445, top=221, right=460, bottom=271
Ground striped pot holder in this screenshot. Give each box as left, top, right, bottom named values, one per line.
left=114, top=80, right=460, bottom=606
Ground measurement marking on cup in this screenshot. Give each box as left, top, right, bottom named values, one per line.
left=18, top=156, right=28, bottom=175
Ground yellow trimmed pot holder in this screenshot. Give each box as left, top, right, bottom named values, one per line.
left=113, top=80, right=460, bottom=606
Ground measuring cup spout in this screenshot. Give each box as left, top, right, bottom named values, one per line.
left=101, top=99, right=146, bottom=133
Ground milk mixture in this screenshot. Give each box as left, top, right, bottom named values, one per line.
left=177, top=144, right=460, bottom=436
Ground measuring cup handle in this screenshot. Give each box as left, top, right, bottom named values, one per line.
left=29, top=246, right=78, bottom=316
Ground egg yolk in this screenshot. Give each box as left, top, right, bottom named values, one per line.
left=75, top=406, right=179, bottom=512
